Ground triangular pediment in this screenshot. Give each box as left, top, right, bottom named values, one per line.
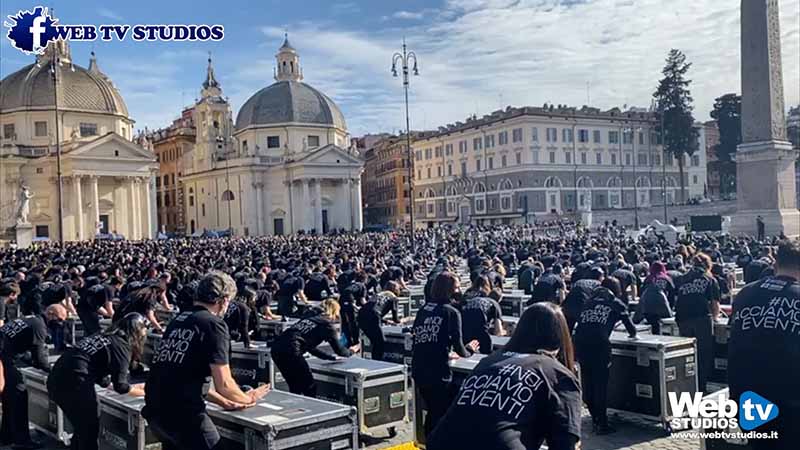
left=289, top=144, right=362, bottom=166
left=65, top=133, right=156, bottom=161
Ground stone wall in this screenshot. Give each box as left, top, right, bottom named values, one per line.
left=589, top=201, right=738, bottom=227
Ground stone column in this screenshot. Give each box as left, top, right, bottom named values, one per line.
left=128, top=178, right=138, bottom=240
left=732, top=0, right=800, bottom=237
left=314, top=180, right=323, bottom=232
left=144, top=178, right=153, bottom=239
left=90, top=175, right=100, bottom=237
left=263, top=179, right=272, bottom=234
left=254, top=182, right=264, bottom=235
left=351, top=177, right=363, bottom=231
left=73, top=175, right=84, bottom=240
left=301, top=179, right=311, bottom=232
left=341, top=179, right=352, bottom=230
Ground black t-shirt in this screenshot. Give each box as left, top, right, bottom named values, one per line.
left=644, top=276, right=677, bottom=308
left=461, top=297, right=502, bottom=343
left=144, top=306, right=230, bottom=417
left=304, top=273, right=334, bottom=301
left=361, top=292, right=399, bottom=323
left=49, top=332, right=132, bottom=393
left=563, top=279, right=601, bottom=325
left=427, top=351, right=581, bottom=450
left=223, top=300, right=251, bottom=346
left=611, top=269, right=637, bottom=302
left=674, top=268, right=720, bottom=321
left=380, top=266, right=405, bottom=288
left=530, top=273, right=565, bottom=304
left=336, top=270, right=355, bottom=294
left=79, top=284, right=111, bottom=313
left=271, top=314, right=350, bottom=360
left=573, top=289, right=634, bottom=344
left=340, top=282, right=366, bottom=307
left=729, top=276, right=800, bottom=415
left=411, top=302, right=472, bottom=386
left=518, top=265, right=536, bottom=294
left=0, top=315, right=49, bottom=369
left=744, top=259, right=772, bottom=284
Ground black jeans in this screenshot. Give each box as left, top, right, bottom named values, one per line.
left=148, top=412, right=224, bottom=450
left=50, top=380, right=99, bottom=450
left=678, top=316, right=713, bottom=392
left=358, top=312, right=386, bottom=361
left=272, top=350, right=316, bottom=397
left=340, top=303, right=359, bottom=347
left=418, top=382, right=457, bottom=439
left=0, top=357, right=31, bottom=445
left=77, top=308, right=102, bottom=336
left=577, top=341, right=611, bottom=427
left=645, top=314, right=662, bottom=335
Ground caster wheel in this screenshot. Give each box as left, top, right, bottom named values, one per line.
left=388, top=427, right=397, bottom=438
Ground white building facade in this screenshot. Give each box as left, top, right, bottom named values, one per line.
left=689, top=123, right=710, bottom=201
left=412, top=106, right=688, bottom=227
left=181, top=37, right=363, bottom=236
left=0, top=41, right=157, bottom=241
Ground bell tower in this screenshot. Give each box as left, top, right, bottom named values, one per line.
left=274, top=33, right=303, bottom=82
left=190, top=53, right=233, bottom=173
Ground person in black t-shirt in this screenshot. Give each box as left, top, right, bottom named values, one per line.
left=144, top=272, right=269, bottom=450
left=0, top=305, right=66, bottom=448
left=223, top=298, right=251, bottom=348
left=563, top=267, right=603, bottom=333
left=428, top=303, right=581, bottom=450
left=114, top=286, right=169, bottom=333
left=47, top=312, right=147, bottom=450
left=271, top=299, right=359, bottom=397
left=380, top=265, right=407, bottom=292
left=674, top=253, right=720, bottom=393
left=276, top=275, right=308, bottom=318
left=412, top=271, right=479, bottom=439
left=729, top=240, right=800, bottom=450
left=339, top=272, right=367, bottom=346
left=357, top=281, right=408, bottom=361
left=77, top=283, right=115, bottom=336
left=611, top=265, right=638, bottom=305
left=460, top=287, right=504, bottom=355
left=304, top=268, right=336, bottom=301
left=529, top=264, right=566, bottom=305
left=573, top=278, right=637, bottom=434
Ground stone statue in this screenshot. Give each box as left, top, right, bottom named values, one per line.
left=16, top=185, right=33, bottom=225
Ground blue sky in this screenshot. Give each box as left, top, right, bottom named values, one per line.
left=2, top=0, right=799, bottom=137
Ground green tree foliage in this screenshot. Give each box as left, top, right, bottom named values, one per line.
left=710, top=93, right=742, bottom=196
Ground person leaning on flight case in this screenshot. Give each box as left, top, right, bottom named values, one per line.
left=143, top=271, right=270, bottom=450
left=427, top=303, right=582, bottom=450
left=729, top=239, right=800, bottom=450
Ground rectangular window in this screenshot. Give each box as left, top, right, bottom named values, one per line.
left=461, top=162, right=467, bottom=175
left=437, top=166, right=442, bottom=177
left=512, top=128, right=523, bottom=143
left=307, top=135, right=320, bottom=147
left=546, top=128, right=558, bottom=142
left=580, top=153, right=587, bottom=165
left=79, top=123, right=98, bottom=137
left=418, top=170, right=422, bottom=179
left=596, top=153, right=602, bottom=165
left=516, top=153, right=521, bottom=164
left=202, top=204, right=206, bottom=217
left=476, top=159, right=482, bottom=171
left=267, top=136, right=280, bottom=148
left=435, top=146, right=442, bottom=157
left=242, top=140, right=249, bottom=153
left=498, top=131, right=508, bottom=145
left=639, top=132, right=645, bottom=145
left=445, top=144, right=453, bottom=155
left=163, top=175, right=169, bottom=186
left=489, top=199, right=497, bottom=209
left=473, top=137, right=482, bottom=151
left=416, top=151, right=422, bottom=161
left=501, top=197, right=511, bottom=210
left=578, top=129, right=589, bottom=143
left=693, top=175, right=698, bottom=184
left=562, top=128, right=574, bottom=143
left=425, top=148, right=432, bottom=159
left=611, top=153, right=617, bottom=165
left=625, top=153, right=632, bottom=166
left=447, top=164, right=453, bottom=176
left=533, top=151, right=540, bottom=164
left=427, top=167, right=431, bottom=178
left=459, top=141, right=467, bottom=153
left=35, top=225, right=49, bottom=238
left=476, top=199, right=485, bottom=212
left=638, top=154, right=648, bottom=166
left=549, top=152, right=556, bottom=164
left=692, top=155, right=700, bottom=167
left=609, top=131, right=619, bottom=144
left=34, top=121, right=48, bottom=137
left=501, top=155, right=507, bottom=167
left=655, top=154, right=662, bottom=166
left=189, top=196, right=194, bottom=207
left=531, top=127, right=539, bottom=142
left=488, top=157, right=494, bottom=169
left=427, top=204, right=434, bottom=214
left=565, top=152, right=572, bottom=164
left=623, top=130, right=633, bottom=144
left=3, top=123, right=15, bottom=139
left=484, top=134, right=495, bottom=148
left=593, top=130, right=601, bottom=143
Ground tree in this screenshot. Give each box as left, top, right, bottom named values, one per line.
left=653, top=49, right=699, bottom=203
left=710, top=93, right=742, bottom=196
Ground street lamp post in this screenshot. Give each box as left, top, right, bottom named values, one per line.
left=217, top=135, right=232, bottom=235
left=392, top=39, right=419, bottom=252
left=659, top=105, right=668, bottom=223
left=50, top=57, right=67, bottom=244
left=625, top=125, right=641, bottom=229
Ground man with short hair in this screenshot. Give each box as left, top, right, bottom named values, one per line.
left=729, top=240, right=800, bottom=450
left=144, top=271, right=269, bottom=450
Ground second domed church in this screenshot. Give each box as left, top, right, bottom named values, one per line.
left=180, top=36, right=364, bottom=236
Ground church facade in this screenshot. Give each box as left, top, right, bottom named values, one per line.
left=181, top=37, right=364, bottom=236
left=0, top=41, right=158, bottom=242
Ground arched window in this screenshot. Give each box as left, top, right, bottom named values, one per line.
left=473, top=183, right=487, bottom=194
left=544, top=176, right=562, bottom=188
left=665, top=176, right=678, bottom=187
left=425, top=188, right=436, bottom=198
left=607, top=176, right=622, bottom=188
left=577, top=177, right=594, bottom=189
left=501, top=179, right=514, bottom=191
left=635, top=177, right=651, bottom=188
left=446, top=186, right=458, bottom=197
left=222, top=190, right=235, bottom=201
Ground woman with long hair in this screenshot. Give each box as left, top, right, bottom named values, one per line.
left=47, top=312, right=148, bottom=450
left=639, top=262, right=676, bottom=334
left=271, top=299, right=359, bottom=397
left=427, top=303, right=581, bottom=450
left=412, top=271, right=479, bottom=440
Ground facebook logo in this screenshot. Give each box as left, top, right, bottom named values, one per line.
left=739, top=391, right=779, bottom=431
left=4, top=6, right=59, bottom=54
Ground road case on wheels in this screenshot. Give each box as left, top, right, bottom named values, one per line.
left=256, top=318, right=298, bottom=344
left=285, top=356, right=409, bottom=436
left=498, top=293, right=527, bottom=317
left=413, top=354, right=486, bottom=449
left=20, top=365, right=74, bottom=446
left=97, top=390, right=162, bottom=450
left=710, top=318, right=730, bottom=385
left=361, top=325, right=413, bottom=366
left=229, top=341, right=275, bottom=389
left=607, top=332, right=698, bottom=430
left=207, top=390, right=359, bottom=450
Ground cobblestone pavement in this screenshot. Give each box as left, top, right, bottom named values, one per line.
left=10, top=409, right=702, bottom=450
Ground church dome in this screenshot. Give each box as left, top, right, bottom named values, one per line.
left=235, top=80, right=346, bottom=130
left=0, top=53, right=129, bottom=117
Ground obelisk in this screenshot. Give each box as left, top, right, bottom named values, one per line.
left=731, top=0, right=800, bottom=238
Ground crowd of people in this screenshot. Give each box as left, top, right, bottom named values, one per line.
left=0, top=224, right=796, bottom=450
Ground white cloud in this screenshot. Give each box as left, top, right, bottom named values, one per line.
left=392, top=11, right=425, bottom=20
left=97, top=8, right=125, bottom=22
